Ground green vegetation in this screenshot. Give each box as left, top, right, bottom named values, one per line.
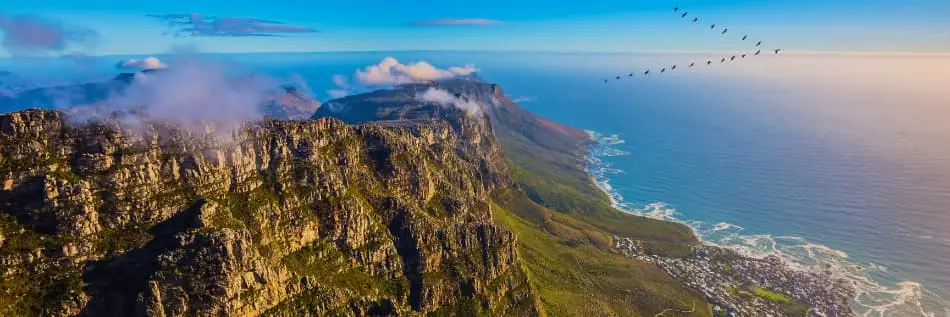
left=754, top=287, right=811, bottom=316
left=754, top=287, right=791, bottom=303
left=728, top=286, right=810, bottom=316
left=281, top=240, right=409, bottom=298
left=479, top=96, right=720, bottom=315
left=94, top=224, right=152, bottom=254
left=0, top=213, right=84, bottom=316
left=0, top=89, right=755, bottom=316
left=492, top=198, right=711, bottom=316
left=494, top=119, right=697, bottom=257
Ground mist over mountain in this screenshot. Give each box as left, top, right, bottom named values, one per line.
left=0, top=65, right=320, bottom=123
left=0, top=63, right=866, bottom=316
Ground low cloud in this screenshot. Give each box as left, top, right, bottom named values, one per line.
left=326, top=74, right=352, bottom=99
left=117, top=56, right=168, bottom=70
left=0, top=13, right=99, bottom=56
left=98, top=60, right=275, bottom=130
left=510, top=96, right=538, bottom=103
left=416, top=87, right=481, bottom=115
left=288, top=73, right=314, bottom=98
left=411, top=19, right=503, bottom=26
left=356, top=57, right=478, bottom=85
left=325, top=57, right=479, bottom=100
left=149, top=13, right=316, bottom=37
left=38, top=58, right=307, bottom=134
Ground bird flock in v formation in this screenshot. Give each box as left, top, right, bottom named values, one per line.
left=605, top=6, right=783, bottom=83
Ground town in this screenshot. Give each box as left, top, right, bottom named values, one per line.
left=614, top=236, right=856, bottom=316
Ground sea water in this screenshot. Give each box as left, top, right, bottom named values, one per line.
left=493, top=52, right=950, bottom=317
left=390, top=52, right=950, bottom=316
left=4, top=51, right=949, bottom=316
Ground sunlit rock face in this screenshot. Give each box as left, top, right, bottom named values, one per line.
left=0, top=97, right=536, bottom=316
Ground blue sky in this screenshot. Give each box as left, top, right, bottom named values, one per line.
left=1, top=0, right=948, bottom=56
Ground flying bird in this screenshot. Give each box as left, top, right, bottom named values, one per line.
left=721, top=58, right=726, bottom=63
left=707, top=60, right=712, bottom=65
left=692, top=17, right=699, bottom=23
left=604, top=79, right=608, bottom=83
left=616, top=76, right=621, bottom=80
left=721, top=28, right=728, bottom=35
left=741, top=54, right=747, bottom=58
left=674, top=7, right=679, bottom=12
left=710, top=24, right=716, bottom=29
left=628, top=73, right=634, bottom=77
left=755, top=50, right=761, bottom=55
left=730, top=55, right=736, bottom=61
left=756, top=41, right=763, bottom=47
left=681, top=12, right=688, bottom=18
left=742, top=35, right=748, bottom=41
left=774, top=49, right=783, bottom=54
left=661, top=68, right=666, bottom=73
left=689, top=62, right=695, bottom=67
left=672, top=65, right=677, bottom=70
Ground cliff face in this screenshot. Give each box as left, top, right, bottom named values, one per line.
left=0, top=107, right=536, bottom=316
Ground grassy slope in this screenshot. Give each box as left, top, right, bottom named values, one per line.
left=495, top=121, right=696, bottom=257
left=493, top=192, right=712, bottom=316
left=489, top=111, right=714, bottom=316
left=311, top=81, right=713, bottom=315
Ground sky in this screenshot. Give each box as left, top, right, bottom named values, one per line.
left=0, top=0, right=948, bottom=57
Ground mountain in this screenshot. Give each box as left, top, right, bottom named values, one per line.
left=0, top=71, right=321, bottom=120
left=263, top=86, right=322, bottom=120
left=314, top=78, right=591, bottom=155
left=0, top=71, right=32, bottom=99
left=0, top=73, right=131, bottom=113
left=1, top=78, right=712, bottom=316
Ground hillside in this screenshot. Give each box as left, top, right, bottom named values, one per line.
left=1, top=78, right=709, bottom=316
left=314, top=79, right=712, bottom=316
left=0, top=108, right=536, bottom=316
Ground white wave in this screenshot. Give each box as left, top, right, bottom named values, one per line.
left=869, top=263, right=890, bottom=273
left=713, top=222, right=744, bottom=232
left=584, top=130, right=949, bottom=317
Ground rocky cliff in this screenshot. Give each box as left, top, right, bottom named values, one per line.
left=0, top=76, right=724, bottom=317
left=0, top=105, right=536, bottom=316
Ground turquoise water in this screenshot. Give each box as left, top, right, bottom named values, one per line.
left=4, top=51, right=949, bottom=316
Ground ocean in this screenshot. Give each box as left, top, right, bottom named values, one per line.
left=3, top=51, right=949, bottom=316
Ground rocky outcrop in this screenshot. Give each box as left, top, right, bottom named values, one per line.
left=0, top=106, right=536, bottom=316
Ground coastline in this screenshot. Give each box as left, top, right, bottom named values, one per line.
left=581, top=130, right=946, bottom=317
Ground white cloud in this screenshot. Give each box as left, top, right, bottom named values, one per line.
left=117, top=56, right=168, bottom=70
left=103, top=59, right=274, bottom=130
left=355, top=57, right=478, bottom=85
left=326, top=74, right=351, bottom=99
left=416, top=87, right=481, bottom=115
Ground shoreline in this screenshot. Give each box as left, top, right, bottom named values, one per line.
left=581, top=130, right=946, bottom=317
left=586, top=147, right=858, bottom=316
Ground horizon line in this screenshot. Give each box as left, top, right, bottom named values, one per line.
left=2, top=49, right=948, bottom=60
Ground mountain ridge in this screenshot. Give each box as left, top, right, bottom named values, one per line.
left=0, top=70, right=320, bottom=121
left=1, top=77, right=718, bottom=316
